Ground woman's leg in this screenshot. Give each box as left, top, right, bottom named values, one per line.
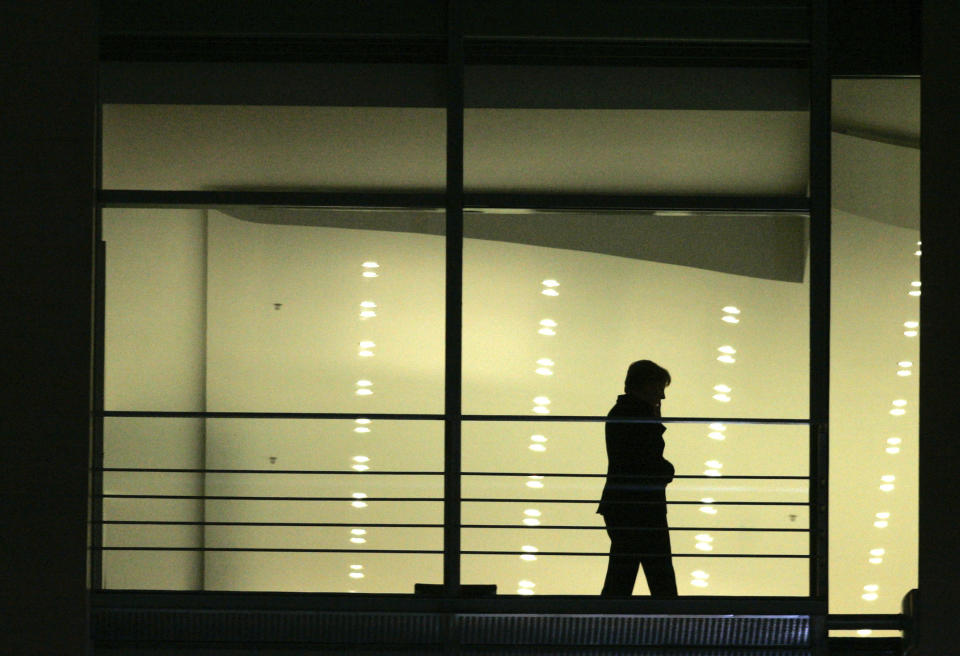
left=638, top=514, right=677, bottom=597
left=601, top=524, right=641, bottom=596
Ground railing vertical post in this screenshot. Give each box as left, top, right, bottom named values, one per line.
left=808, top=0, right=831, bottom=608
left=443, top=0, right=465, bottom=598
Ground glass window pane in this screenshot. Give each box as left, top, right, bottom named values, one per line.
left=831, top=77, right=919, bottom=629
left=101, top=417, right=442, bottom=593
left=462, top=420, right=808, bottom=596
left=462, top=211, right=810, bottom=419
left=103, top=207, right=446, bottom=414
left=101, top=105, right=445, bottom=191
left=464, top=66, right=808, bottom=195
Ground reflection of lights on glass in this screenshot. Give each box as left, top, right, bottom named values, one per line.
left=542, top=280, right=560, bottom=288
left=352, top=464, right=370, bottom=472
left=911, top=281, right=921, bottom=287
left=862, top=593, right=878, bottom=601
left=535, top=368, right=554, bottom=376
left=522, top=517, right=541, bottom=526
left=700, top=507, right=718, bottom=515
left=887, top=437, right=901, bottom=445
left=355, top=389, right=373, bottom=396
left=718, top=346, right=737, bottom=354
left=904, top=321, right=919, bottom=328
left=881, top=475, right=895, bottom=482
left=708, top=432, right=726, bottom=441
left=721, top=315, right=740, bottom=324
left=879, top=483, right=894, bottom=492
left=870, top=548, right=885, bottom=556
left=694, top=534, right=713, bottom=543
left=858, top=629, right=873, bottom=636
left=357, top=380, right=373, bottom=387
left=701, top=497, right=715, bottom=504
left=713, top=384, right=731, bottom=393
left=359, top=341, right=375, bottom=349
left=532, top=406, right=550, bottom=414
left=690, top=579, right=709, bottom=588
left=691, top=570, right=710, bottom=579
left=349, top=572, right=365, bottom=579
left=864, top=584, right=879, bottom=592
left=522, top=545, right=539, bottom=552
left=889, top=408, right=905, bottom=415
left=542, top=289, right=559, bottom=297
left=360, top=301, right=377, bottom=308
left=876, top=512, right=890, bottom=518
left=874, top=520, right=888, bottom=528
left=518, top=579, right=535, bottom=588
left=362, top=271, right=378, bottom=278
left=520, top=554, right=537, bottom=561
left=352, top=492, right=367, bottom=499
left=705, top=460, right=722, bottom=469
left=350, top=537, right=366, bottom=544
left=529, top=444, right=546, bottom=452
left=526, top=481, right=544, bottom=489
left=537, top=358, right=555, bottom=366
left=351, top=501, right=367, bottom=509
left=351, top=529, right=366, bottom=536
left=350, top=564, right=363, bottom=571
left=523, top=509, right=541, bottom=517
left=362, top=262, right=380, bottom=269
left=904, top=330, right=918, bottom=337
left=695, top=542, right=713, bottom=551
left=353, top=456, right=369, bottom=463
left=886, top=447, right=900, bottom=454
left=892, top=400, right=907, bottom=407
left=539, top=319, right=558, bottom=327
left=360, top=310, right=377, bottom=319
left=530, top=435, right=547, bottom=443
left=709, top=423, right=726, bottom=431
left=722, top=306, right=741, bottom=314
left=898, top=360, right=913, bottom=367
left=712, top=394, right=731, bottom=403
left=533, top=396, right=550, bottom=405
left=358, top=350, right=374, bottom=357
left=537, top=328, right=556, bottom=336
left=354, top=427, right=370, bottom=433
left=869, top=557, right=883, bottom=564
left=704, top=469, right=722, bottom=477
left=517, top=587, right=534, bottom=595
left=717, top=355, right=736, bottom=363
left=896, top=370, right=911, bottom=376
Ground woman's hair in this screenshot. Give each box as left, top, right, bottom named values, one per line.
left=624, top=359, right=671, bottom=392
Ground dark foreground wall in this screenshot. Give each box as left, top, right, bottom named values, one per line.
left=0, top=2, right=96, bottom=653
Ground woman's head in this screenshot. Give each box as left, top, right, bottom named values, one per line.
left=624, top=360, right=671, bottom=407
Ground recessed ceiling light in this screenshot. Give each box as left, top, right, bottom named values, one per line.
left=522, top=517, right=540, bottom=526
left=517, top=587, right=535, bottom=595
left=535, top=368, right=554, bottom=375
left=350, top=537, right=366, bottom=544
left=539, top=319, right=558, bottom=327
left=362, top=262, right=379, bottom=268
left=362, top=271, right=378, bottom=278
left=530, top=435, right=547, bottom=443
left=360, top=301, right=377, bottom=308
left=717, top=355, right=736, bottom=363
left=541, top=289, right=559, bottom=297
left=536, top=358, right=555, bottom=366
left=523, top=509, right=541, bottom=517
left=529, top=444, right=546, bottom=452
left=537, top=328, right=556, bottom=336
left=722, top=306, right=741, bottom=314
left=525, top=481, right=544, bottom=489
left=351, top=529, right=366, bottom=536
left=718, top=346, right=736, bottom=354
left=353, top=456, right=369, bottom=463
left=542, top=280, right=560, bottom=288
left=691, top=570, right=710, bottom=579
left=708, top=432, right=726, bottom=441
left=351, top=501, right=367, bottom=509
left=721, top=315, right=740, bottom=324
left=887, top=437, right=901, bottom=445
left=352, top=464, right=370, bottom=471
left=712, top=394, right=731, bottom=403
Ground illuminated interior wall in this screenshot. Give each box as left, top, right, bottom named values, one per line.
left=100, top=89, right=919, bottom=605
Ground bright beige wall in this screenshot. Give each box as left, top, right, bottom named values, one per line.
left=102, top=208, right=207, bottom=589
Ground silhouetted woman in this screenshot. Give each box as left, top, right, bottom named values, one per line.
left=598, top=360, right=678, bottom=597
